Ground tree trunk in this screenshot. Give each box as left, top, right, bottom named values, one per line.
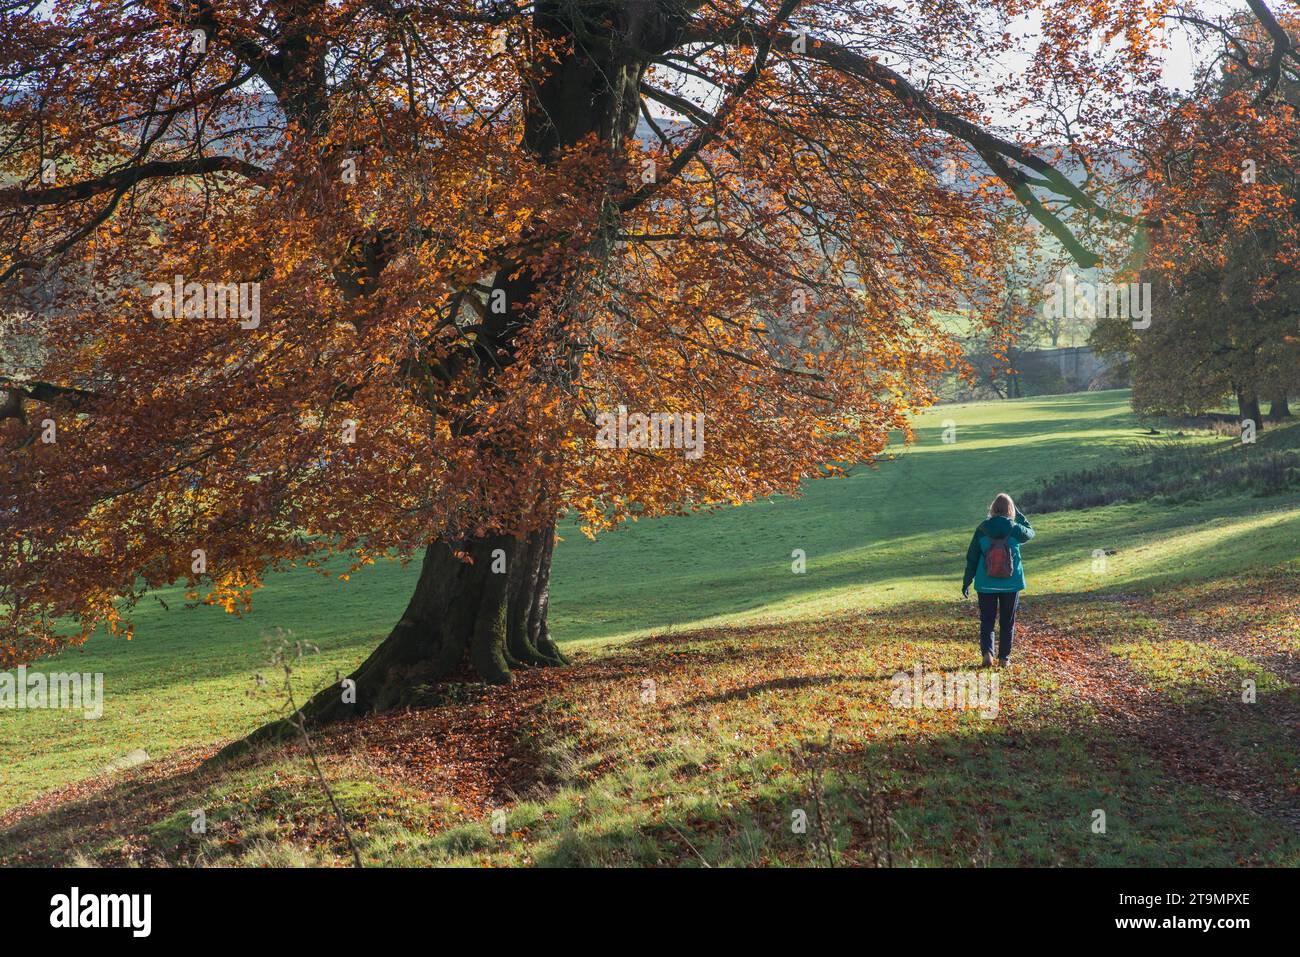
left=1237, top=389, right=1263, bottom=435
left=1270, top=394, right=1291, bottom=419
left=297, top=527, right=566, bottom=726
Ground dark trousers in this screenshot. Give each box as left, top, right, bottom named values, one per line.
left=978, top=591, right=1019, bottom=660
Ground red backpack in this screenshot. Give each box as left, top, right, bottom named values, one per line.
left=984, top=532, right=1013, bottom=578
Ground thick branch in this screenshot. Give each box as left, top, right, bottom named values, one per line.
left=188, top=0, right=287, bottom=100
left=1245, top=0, right=1295, bottom=103
left=0, top=377, right=98, bottom=407
left=620, top=0, right=803, bottom=213
left=0, top=378, right=98, bottom=430
left=1, top=156, right=266, bottom=209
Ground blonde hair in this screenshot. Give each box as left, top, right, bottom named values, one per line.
left=988, top=493, right=1015, bottom=519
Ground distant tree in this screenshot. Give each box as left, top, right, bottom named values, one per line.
left=1097, top=4, right=1300, bottom=433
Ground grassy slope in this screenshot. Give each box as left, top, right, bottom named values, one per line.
left=5, top=567, right=1298, bottom=867
left=2, top=389, right=1298, bottom=834
left=553, top=390, right=1297, bottom=642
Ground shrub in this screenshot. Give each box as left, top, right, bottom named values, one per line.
left=1018, top=431, right=1300, bottom=513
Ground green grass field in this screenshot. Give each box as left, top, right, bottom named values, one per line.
left=2, top=389, right=1298, bottom=866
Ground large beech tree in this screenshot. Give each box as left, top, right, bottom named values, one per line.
left=2, top=0, right=1155, bottom=725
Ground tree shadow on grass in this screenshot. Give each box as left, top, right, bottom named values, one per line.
left=0, top=742, right=266, bottom=865
left=4, top=664, right=1298, bottom=867
left=6, top=565, right=1298, bottom=868
left=525, top=713, right=1300, bottom=868
left=558, top=497, right=1300, bottom=651
left=669, top=671, right=897, bottom=709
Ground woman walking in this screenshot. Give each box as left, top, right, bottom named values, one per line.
left=961, top=493, right=1034, bottom=667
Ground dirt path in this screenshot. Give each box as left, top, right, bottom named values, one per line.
left=1024, top=600, right=1300, bottom=831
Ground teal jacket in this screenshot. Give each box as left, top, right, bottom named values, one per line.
left=963, top=510, right=1034, bottom=593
